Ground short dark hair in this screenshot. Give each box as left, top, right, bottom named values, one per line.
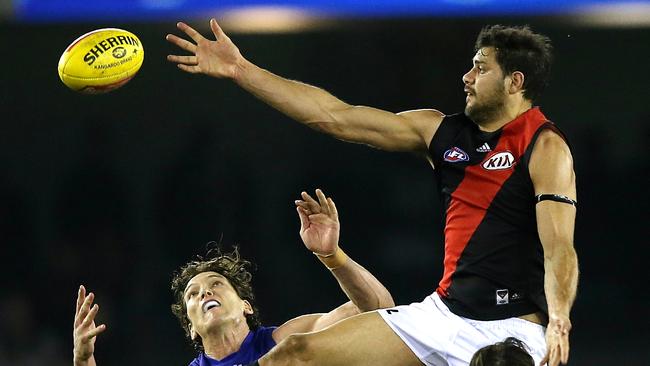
left=475, top=25, right=553, bottom=102
left=470, top=337, right=534, bottom=366
left=170, top=244, right=261, bottom=351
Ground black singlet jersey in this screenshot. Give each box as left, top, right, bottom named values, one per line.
left=429, top=107, right=569, bottom=320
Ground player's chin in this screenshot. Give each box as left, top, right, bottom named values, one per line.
left=464, top=104, right=473, bottom=116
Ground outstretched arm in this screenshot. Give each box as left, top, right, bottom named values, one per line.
left=272, top=189, right=394, bottom=341
left=73, top=286, right=107, bottom=366
left=529, top=129, right=579, bottom=366
left=166, top=19, right=443, bottom=153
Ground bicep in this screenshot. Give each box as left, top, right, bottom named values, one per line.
left=529, top=129, right=577, bottom=251
left=529, top=129, right=576, bottom=198
left=323, top=106, right=444, bottom=153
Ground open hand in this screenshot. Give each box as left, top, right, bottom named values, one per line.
left=166, top=18, right=243, bottom=79
left=73, top=285, right=106, bottom=365
left=295, top=189, right=340, bottom=256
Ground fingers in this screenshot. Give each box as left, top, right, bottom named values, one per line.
left=299, top=191, right=321, bottom=214
left=549, top=345, right=559, bottom=366
left=540, top=352, right=549, bottom=366
left=327, top=197, right=339, bottom=220
left=306, top=213, right=334, bottom=224
left=82, top=304, right=100, bottom=328
left=545, top=343, right=565, bottom=366
left=76, top=285, right=86, bottom=315
left=176, top=21, right=205, bottom=43
left=549, top=317, right=570, bottom=365
left=177, top=64, right=202, bottom=74
left=75, top=292, right=95, bottom=328
left=315, top=189, right=330, bottom=215
left=167, top=55, right=198, bottom=65
left=86, top=323, right=107, bottom=340
left=296, top=206, right=309, bottom=229
left=560, top=336, right=570, bottom=364
left=210, top=18, right=227, bottom=40
left=165, top=34, right=197, bottom=53
left=297, top=189, right=336, bottom=217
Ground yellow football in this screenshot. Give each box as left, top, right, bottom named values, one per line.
left=58, top=28, right=144, bottom=94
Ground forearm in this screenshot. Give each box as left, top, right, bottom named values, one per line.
left=232, top=58, right=429, bottom=151
left=544, top=243, right=579, bottom=318
left=74, top=355, right=97, bottom=366
left=321, top=251, right=394, bottom=311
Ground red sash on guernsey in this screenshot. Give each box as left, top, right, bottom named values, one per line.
left=436, top=107, right=548, bottom=297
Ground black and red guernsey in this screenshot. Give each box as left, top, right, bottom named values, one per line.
left=428, top=107, right=569, bottom=321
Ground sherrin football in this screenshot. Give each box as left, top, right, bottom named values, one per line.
left=58, top=28, right=144, bottom=94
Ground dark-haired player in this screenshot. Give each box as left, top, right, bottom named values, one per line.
left=72, top=189, right=394, bottom=366
left=470, top=337, right=534, bottom=366
left=167, top=23, right=578, bottom=366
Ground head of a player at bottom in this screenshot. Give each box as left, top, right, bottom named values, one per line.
left=470, top=338, right=535, bottom=366
left=72, top=189, right=395, bottom=366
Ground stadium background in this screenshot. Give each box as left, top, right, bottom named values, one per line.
left=0, top=1, right=648, bottom=365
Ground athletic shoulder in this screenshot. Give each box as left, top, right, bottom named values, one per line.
left=397, top=109, right=446, bottom=150
left=529, top=128, right=575, bottom=195
left=531, top=128, right=572, bottom=163
left=535, top=127, right=569, bottom=147
left=397, top=108, right=445, bottom=123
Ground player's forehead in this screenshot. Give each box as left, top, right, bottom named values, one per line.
left=473, top=47, right=497, bottom=65
left=185, top=271, right=228, bottom=289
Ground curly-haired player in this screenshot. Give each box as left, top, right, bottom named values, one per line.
left=72, top=189, right=394, bottom=366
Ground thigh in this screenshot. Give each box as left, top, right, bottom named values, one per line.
left=265, top=311, right=423, bottom=366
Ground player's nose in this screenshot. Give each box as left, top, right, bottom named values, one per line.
left=200, top=287, right=214, bottom=299
left=462, top=69, right=474, bottom=85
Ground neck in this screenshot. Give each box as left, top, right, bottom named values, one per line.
left=477, top=99, right=533, bottom=132
left=201, top=320, right=251, bottom=360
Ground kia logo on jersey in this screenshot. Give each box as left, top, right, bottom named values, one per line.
left=482, top=151, right=516, bottom=170
left=443, top=147, right=469, bottom=162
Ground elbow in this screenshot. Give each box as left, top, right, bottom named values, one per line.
left=268, top=334, right=317, bottom=365
left=541, top=232, right=577, bottom=260
left=359, top=292, right=395, bottom=312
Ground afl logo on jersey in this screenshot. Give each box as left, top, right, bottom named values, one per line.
left=482, top=151, right=516, bottom=170
left=444, top=147, right=469, bottom=162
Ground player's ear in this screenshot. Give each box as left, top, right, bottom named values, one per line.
left=507, top=71, right=525, bottom=94
left=243, top=300, right=254, bottom=315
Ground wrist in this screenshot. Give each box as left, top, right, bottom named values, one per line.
left=232, top=56, right=252, bottom=84
left=73, top=358, right=88, bottom=366
left=73, top=352, right=92, bottom=366
left=548, top=308, right=571, bottom=319
left=314, top=247, right=348, bottom=270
